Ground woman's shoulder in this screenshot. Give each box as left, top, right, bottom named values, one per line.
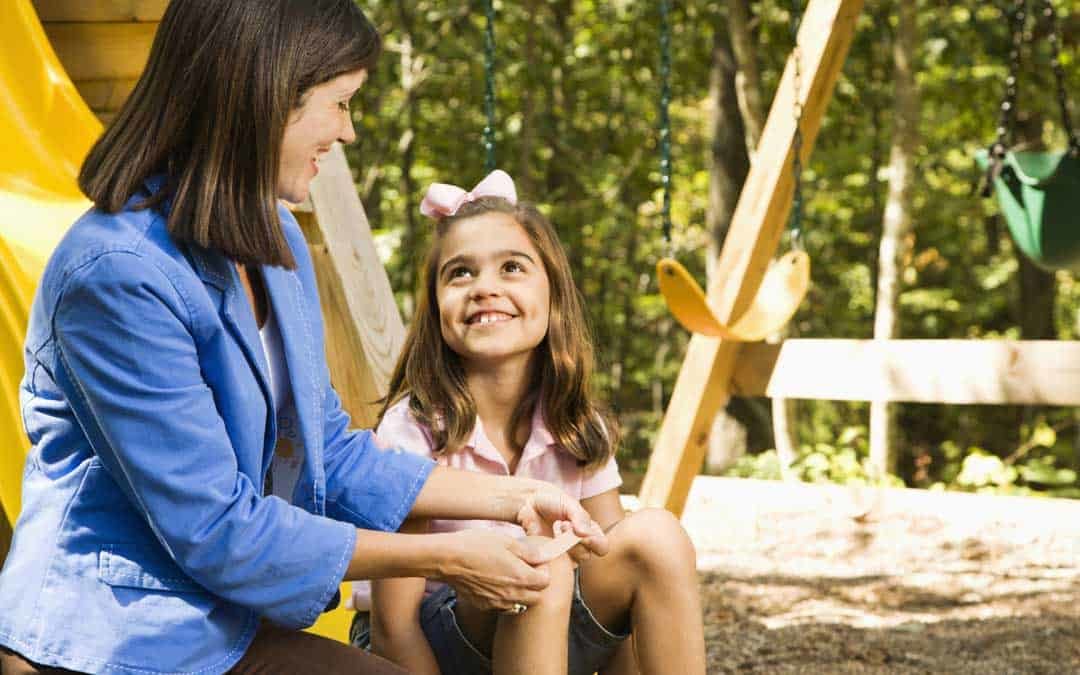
left=43, top=203, right=192, bottom=298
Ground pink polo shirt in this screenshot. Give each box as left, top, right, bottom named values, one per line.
left=349, top=396, right=622, bottom=609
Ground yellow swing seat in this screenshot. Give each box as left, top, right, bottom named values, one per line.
left=657, top=250, right=810, bottom=341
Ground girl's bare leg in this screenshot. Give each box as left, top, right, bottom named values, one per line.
left=454, top=551, right=575, bottom=675
left=579, top=508, right=706, bottom=675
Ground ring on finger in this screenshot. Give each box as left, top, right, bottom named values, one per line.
left=504, top=602, right=528, bottom=615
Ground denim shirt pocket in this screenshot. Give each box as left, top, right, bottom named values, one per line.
left=98, top=544, right=206, bottom=594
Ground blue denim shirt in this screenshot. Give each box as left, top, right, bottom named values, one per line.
left=0, top=179, right=435, bottom=674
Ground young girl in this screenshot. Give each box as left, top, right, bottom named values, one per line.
left=356, top=170, right=706, bottom=675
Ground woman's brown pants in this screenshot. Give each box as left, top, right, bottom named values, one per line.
left=1, top=621, right=405, bottom=674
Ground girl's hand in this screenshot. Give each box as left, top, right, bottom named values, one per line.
left=515, top=483, right=609, bottom=563
left=435, top=529, right=552, bottom=613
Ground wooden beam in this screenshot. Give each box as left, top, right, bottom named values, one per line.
left=733, top=339, right=1080, bottom=406
left=298, top=145, right=405, bottom=429
left=639, top=0, right=864, bottom=516
left=72, top=78, right=137, bottom=112
left=32, top=0, right=168, bottom=22
left=43, top=22, right=157, bottom=81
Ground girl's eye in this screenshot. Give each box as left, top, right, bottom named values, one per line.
left=448, top=267, right=473, bottom=280
left=502, top=260, right=525, bottom=274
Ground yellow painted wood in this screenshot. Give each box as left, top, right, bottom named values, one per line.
left=43, top=22, right=158, bottom=81
left=639, top=0, right=865, bottom=515
left=32, top=0, right=168, bottom=23
left=658, top=251, right=809, bottom=341
left=732, top=339, right=1080, bottom=406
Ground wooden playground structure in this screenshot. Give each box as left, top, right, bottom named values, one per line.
left=4, top=0, right=1080, bottom=641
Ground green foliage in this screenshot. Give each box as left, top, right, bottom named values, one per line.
left=725, top=424, right=904, bottom=487
left=349, top=0, right=1080, bottom=497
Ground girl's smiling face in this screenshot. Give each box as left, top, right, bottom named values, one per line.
left=277, top=69, right=367, bottom=204
left=435, top=212, right=551, bottom=370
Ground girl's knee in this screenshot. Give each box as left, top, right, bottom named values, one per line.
left=615, top=508, right=696, bottom=574
left=533, top=552, right=575, bottom=612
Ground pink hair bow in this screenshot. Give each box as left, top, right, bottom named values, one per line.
left=420, top=170, right=518, bottom=219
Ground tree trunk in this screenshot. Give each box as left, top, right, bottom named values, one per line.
left=704, top=24, right=755, bottom=474
left=725, top=0, right=766, bottom=154
left=869, top=0, right=919, bottom=478
left=395, top=0, right=423, bottom=319
left=1018, top=253, right=1056, bottom=341
left=518, top=0, right=538, bottom=197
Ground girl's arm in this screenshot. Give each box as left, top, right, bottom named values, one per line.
left=581, top=488, right=626, bottom=532
left=370, top=519, right=440, bottom=675
left=410, top=466, right=609, bottom=551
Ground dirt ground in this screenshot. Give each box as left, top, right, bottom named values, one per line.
left=667, top=477, right=1080, bottom=674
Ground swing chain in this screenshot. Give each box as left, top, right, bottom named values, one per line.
left=483, top=0, right=497, bottom=173
left=789, top=0, right=805, bottom=250
left=659, top=0, right=674, bottom=254
left=984, top=0, right=1027, bottom=194
left=1041, top=0, right=1080, bottom=156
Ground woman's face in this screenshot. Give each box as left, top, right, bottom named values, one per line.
left=278, top=68, right=367, bottom=204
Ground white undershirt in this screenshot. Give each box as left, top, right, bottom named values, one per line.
left=259, top=306, right=302, bottom=501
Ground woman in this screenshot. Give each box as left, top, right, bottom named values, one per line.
left=0, top=1, right=606, bottom=673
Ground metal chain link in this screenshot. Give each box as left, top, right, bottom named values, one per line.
left=982, top=0, right=1027, bottom=194
left=1039, top=0, right=1080, bottom=155
left=789, top=0, right=805, bottom=249
left=483, top=0, right=497, bottom=173
left=659, top=0, right=674, bottom=251
left=991, top=0, right=1027, bottom=161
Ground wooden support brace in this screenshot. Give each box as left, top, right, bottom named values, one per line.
left=295, top=145, right=405, bottom=428
left=639, top=0, right=864, bottom=516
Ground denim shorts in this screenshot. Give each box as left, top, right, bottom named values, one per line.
left=352, top=570, right=630, bottom=675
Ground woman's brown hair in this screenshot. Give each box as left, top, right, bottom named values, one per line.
left=78, top=0, right=380, bottom=268
left=382, top=197, right=618, bottom=469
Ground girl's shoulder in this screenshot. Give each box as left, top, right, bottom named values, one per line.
left=375, top=396, right=438, bottom=458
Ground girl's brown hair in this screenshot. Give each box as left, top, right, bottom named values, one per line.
left=382, top=197, right=618, bottom=469
left=78, top=0, right=380, bottom=268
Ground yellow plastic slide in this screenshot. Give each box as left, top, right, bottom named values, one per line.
left=0, top=0, right=101, bottom=531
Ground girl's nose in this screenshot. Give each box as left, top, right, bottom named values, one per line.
left=469, top=274, right=502, bottom=299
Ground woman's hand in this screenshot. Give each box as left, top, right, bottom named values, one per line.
left=434, top=529, right=552, bottom=613
left=516, top=483, right=609, bottom=564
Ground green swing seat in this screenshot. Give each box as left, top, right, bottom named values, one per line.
left=976, top=149, right=1080, bottom=275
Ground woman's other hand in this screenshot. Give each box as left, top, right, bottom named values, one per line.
left=435, top=529, right=551, bottom=613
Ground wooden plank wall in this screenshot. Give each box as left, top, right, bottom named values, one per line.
left=733, top=339, right=1080, bottom=406
left=32, top=1, right=167, bottom=123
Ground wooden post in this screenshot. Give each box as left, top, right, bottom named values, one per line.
left=639, top=0, right=864, bottom=515
left=296, top=145, right=405, bottom=428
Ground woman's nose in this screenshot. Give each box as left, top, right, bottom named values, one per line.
left=339, top=114, right=357, bottom=145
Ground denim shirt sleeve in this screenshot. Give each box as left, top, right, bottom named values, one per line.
left=320, top=385, right=435, bottom=532
left=53, top=251, right=356, bottom=629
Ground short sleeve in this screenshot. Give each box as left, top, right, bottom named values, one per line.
left=375, top=398, right=437, bottom=460
left=580, top=454, right=622, bottom=499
